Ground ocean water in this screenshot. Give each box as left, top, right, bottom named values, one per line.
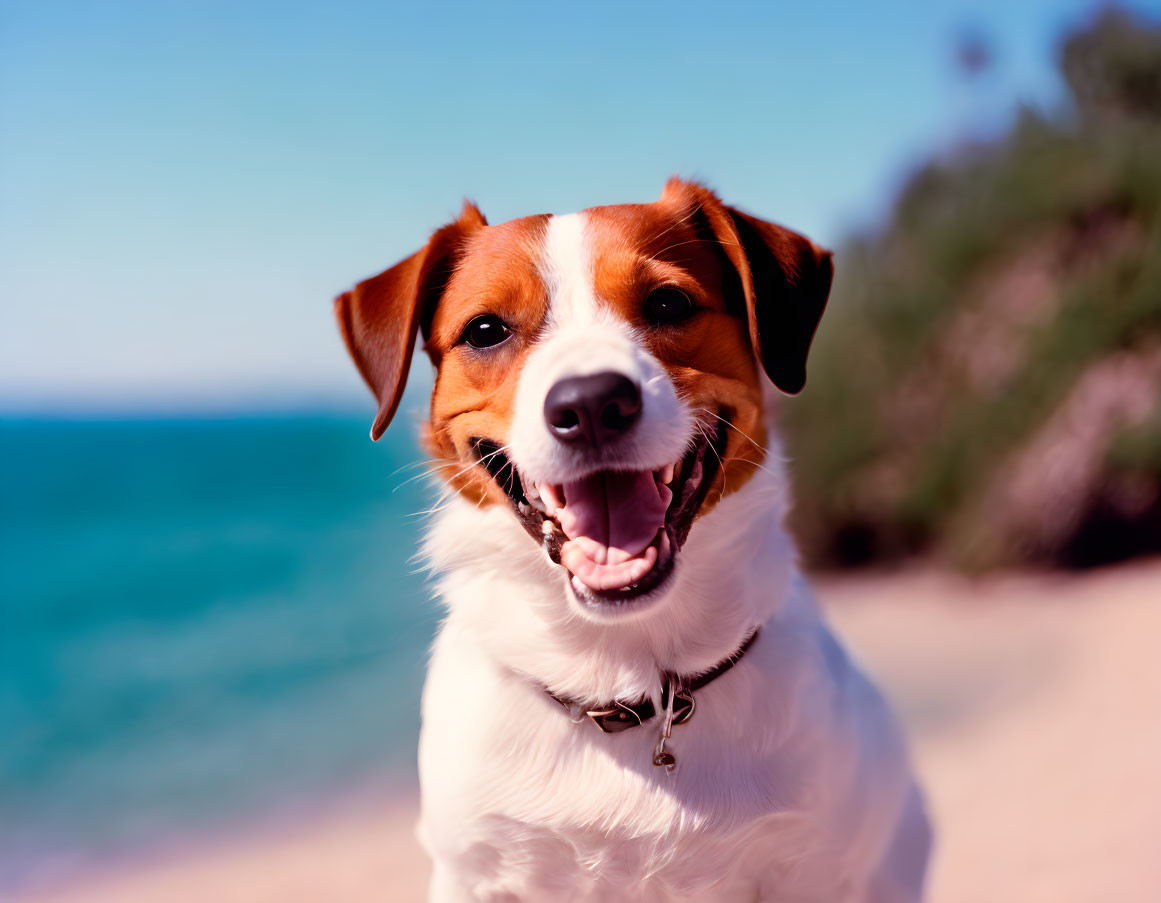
left=0, top=415, right=439, bottom=891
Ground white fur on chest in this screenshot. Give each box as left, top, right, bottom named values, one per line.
left=414, top=471, right=928, bottom=902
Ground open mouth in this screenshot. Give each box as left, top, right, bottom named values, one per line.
left=471, top=419, right=728, bottom=612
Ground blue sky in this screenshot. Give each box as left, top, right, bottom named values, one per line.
left=2, top=0, right=1157, bottom=413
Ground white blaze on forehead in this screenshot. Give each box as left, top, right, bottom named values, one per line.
left=510, top=208, right=694, bottom=486
left=541, top=212, right=600, bottom=329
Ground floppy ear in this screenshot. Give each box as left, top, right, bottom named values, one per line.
left=334, top=202, right=487, bottom=440
left=727, top=208, right=833, bottom=394
left=660, top=178, right=833, bottom=394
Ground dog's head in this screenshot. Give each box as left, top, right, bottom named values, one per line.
left=335, top=178, right=831, bottom=622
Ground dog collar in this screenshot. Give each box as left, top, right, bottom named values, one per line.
left=545, top=628, right=759, bottom=772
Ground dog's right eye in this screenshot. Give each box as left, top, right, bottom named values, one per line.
left=462, top=314, right=512, bottom=349
left=643, top=286, right=695, bottom=326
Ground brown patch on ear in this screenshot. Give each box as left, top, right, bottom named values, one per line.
left=333, top=201, right=487, bottom=440
left=660, top=177, right=833, bottom=395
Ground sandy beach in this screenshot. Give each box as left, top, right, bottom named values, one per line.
left=18, top=559, right=1161, bottom=903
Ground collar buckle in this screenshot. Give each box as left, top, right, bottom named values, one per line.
left=585, top=701, right=645, bottom=733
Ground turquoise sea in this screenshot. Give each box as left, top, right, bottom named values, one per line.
left=0, top=416, right=438, bottom=893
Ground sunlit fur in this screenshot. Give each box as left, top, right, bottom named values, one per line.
left=419, top=459, right=929, bottom=902
left=420, top=188, right=770, bottom=517
left=337, top=181, right=930, bottom=901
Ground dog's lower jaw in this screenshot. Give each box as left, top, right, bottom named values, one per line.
left=563, top=544, right=677, bottom=622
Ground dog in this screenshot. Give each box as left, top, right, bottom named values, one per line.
left=334, top=178, right=931, bottom=902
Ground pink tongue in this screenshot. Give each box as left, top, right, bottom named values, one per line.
left=557, top=471, right=671, bottom=591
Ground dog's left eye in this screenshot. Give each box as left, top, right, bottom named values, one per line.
left=643, top=287, right=694, bottom=325
left=462, top=314, right=512, bottom=349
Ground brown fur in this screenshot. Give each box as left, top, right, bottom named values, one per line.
left=333, top=179, right=831, bottom=518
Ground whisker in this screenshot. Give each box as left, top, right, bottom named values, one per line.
left=409, top=484, right=475, bottom=519
left=647, top=207, right=697, bottom=249
left=651, top=236, right=739, bottom=260
left=695, top=411, right=783, bottom=482
left=405, top=441, right=516, bottom=519
left=392, top=458, right=459, bottom=493
left=387, top=458, right=431, bottom=480
left=444, top=443, right=513, bottom=486
left=694, top=408, right=771, bottom=457
left=396, top=442, right=513, bottom=496
left=392, top=467, right=438, bottom=494
left=695, top=421, right=730, bottom=506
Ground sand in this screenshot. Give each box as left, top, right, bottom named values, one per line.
left=17, top=559, right=1161, bottom=903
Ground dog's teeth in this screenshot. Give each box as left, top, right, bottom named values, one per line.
left=660, top=463, right=676, bottom=485
left=541, top=483, right=564, bottom=512
left=541, top=520, right=554, bottom=537
left=527, top=483, right=540, bottom=501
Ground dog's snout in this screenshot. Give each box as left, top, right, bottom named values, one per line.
left=544, top=371, right=642, bottom=446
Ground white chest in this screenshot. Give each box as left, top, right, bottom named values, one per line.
left=416, top=623, right=881, bottom=902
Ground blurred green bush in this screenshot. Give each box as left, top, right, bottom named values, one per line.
left=783, top=6, right=1161, bottom=570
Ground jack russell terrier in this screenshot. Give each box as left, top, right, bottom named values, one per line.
left=334, top=178, right=931, bottom=902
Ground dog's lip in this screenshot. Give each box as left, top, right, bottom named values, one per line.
left=470, top=418, right=728, bottom=606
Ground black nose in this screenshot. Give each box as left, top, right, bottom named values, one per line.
left=544, top=371, right=642, bottom=446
